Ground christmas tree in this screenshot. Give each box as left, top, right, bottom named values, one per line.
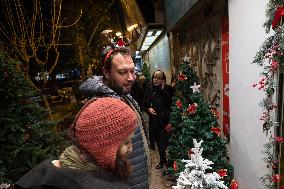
left=173, top=139, right=228, bottom=189
left=0, top=53, right=67, bottom=183
left=167, top=60, right=233, bottom=186
left=142, top=62, right=151, bottom=82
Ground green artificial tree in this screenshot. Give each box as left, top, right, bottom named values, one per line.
left=142, top=62, right=151, bottom=82
left=0, top=53, right=67, bottom=183
left=167, top=60, right=233, bottom=186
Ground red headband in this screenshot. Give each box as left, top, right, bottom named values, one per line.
left=104, top=49, right=114, bottom=64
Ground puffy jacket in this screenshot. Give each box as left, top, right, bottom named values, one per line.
left=79, top=76, right=150, bottom=189
left=15, top=159, right=129, bottom=189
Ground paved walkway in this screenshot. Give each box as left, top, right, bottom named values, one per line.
left=149, top=150, right=174, bottom=189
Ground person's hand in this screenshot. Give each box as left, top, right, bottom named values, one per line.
left=148, top=108, right=157, bottom=115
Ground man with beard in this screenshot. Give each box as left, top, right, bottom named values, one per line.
left=79, top=46, right=150, bottom=189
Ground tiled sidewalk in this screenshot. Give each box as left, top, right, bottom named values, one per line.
left=149, top=150, right=174, bottom=189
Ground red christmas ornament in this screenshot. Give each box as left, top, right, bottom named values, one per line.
left=187, top=103, right=197, bottom=114
left=211, top=127, right=221, bottom=136
left=165, top=124, right=172, bottom=133
left=230, top=180, right=239, bottom=189
left=216, top=169, right=227, bottom=178
left=176, top=100, right=182, bottom=109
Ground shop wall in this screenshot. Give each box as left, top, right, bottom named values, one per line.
left=163, top=0, right=199, bottom=31
left=148, top=34, right=172, bottom=84
left=229, top=0, right=269, bottom=188
left=169, top=0, right=226, bottom=133
left=180, top=15, right=222, bottom=107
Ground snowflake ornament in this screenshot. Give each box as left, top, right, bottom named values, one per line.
left=172, top=139, right=228, bottom=189
left=190, top=82, right=201, bottom=93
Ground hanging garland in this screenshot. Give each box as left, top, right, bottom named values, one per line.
left=253, top=1, right=284, bottom=188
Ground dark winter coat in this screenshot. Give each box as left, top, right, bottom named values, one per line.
left=144, top=84, right=174, bottom=164
left=130, top=80, right=145, bottom=108
left=14, top=160, right=129, bottom=189
left=79, top=76, right=150, bottom=189
left=144, top=85, right=174, bottom=129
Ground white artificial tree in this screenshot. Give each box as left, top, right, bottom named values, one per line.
left=173, top=139, right=228, bottom=189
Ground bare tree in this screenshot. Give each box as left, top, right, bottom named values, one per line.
left=0, top=0, right=81, bottom=118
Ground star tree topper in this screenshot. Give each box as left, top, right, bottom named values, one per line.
left=190, top=82, right=201, bottom=93
left=183, top=54, right=190, bottom=63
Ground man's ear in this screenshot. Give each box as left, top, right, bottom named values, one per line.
left=102, top=67, right=111, bottom=80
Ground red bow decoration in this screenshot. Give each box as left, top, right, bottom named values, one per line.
left=230, top=180, right=239, bottom=189
left=176, top=100, right=182, bottom=109
left=187, top=103, right=197, bottom=114
left=211, top=127, right=221, bottom=136
left=216, top=169, right=227, bottom=178
left=272, top=6, right=284, bottom=29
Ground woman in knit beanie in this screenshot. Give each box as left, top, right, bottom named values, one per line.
left=14, top=97, right=137, bottom=189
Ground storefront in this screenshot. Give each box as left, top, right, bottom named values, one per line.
left=137, top=24, right=173, bottom=84
left=164, top=0, right=229, bottom=137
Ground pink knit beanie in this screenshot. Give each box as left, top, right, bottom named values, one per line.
left=73, top=97, right=137, bottom=170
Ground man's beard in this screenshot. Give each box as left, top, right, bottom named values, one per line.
left=108, top=78, right=132, bottom=95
